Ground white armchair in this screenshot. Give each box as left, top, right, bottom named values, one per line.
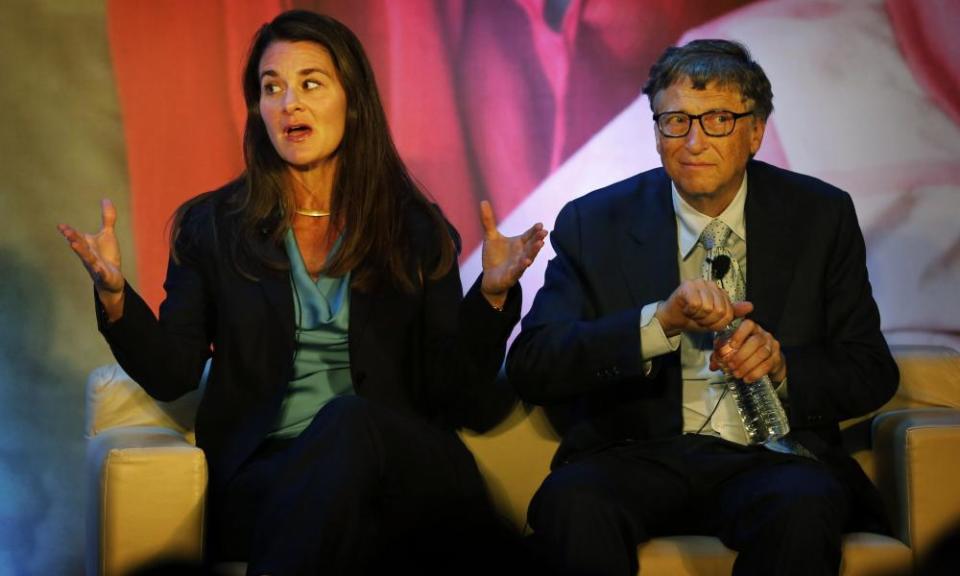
left=85, top=346, right=960, bottom=575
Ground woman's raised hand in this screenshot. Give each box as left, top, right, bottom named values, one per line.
left=478, top=200, right=547, bottom=309
left=57, top=199, right=125, bottom=316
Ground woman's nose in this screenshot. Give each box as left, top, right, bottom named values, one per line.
left=283, top=89, right=303, bottom=112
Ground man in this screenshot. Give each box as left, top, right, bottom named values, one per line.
left=507, top=39, right=899, bottom=575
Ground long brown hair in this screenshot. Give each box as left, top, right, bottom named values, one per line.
left=173, top=10, right=455, bottom=291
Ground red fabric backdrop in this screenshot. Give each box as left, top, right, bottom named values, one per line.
left=107, top=0, right=753, bottom=309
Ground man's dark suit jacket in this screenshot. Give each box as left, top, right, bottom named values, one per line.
left=507, top=160, right=898, bottom=526
left=97, top=179, right=520, bottom=493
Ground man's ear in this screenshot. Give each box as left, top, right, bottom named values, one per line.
left=750, top=117, right=766, bottom=156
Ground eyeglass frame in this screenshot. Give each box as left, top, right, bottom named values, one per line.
left=652, top=109, right=755, bottom=138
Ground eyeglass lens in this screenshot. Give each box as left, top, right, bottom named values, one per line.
left=658, top=111, right=739, bottom=137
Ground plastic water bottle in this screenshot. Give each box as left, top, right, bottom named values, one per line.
left=716, top=325, right=790, bottom=444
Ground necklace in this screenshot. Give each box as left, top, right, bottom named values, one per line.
left=295, top=208, right=331, bottom=217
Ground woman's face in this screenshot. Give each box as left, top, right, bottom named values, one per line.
left=258, top=40, right=347, bottom=172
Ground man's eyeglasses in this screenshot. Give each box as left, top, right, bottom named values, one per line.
left=653, top=110, right=755, bottom=138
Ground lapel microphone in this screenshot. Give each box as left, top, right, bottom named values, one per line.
left=709, top=254, right=731, bottom=280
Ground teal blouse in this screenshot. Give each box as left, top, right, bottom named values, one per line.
left=268, top=230, right=353, bottom=439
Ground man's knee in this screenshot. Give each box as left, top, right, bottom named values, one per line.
left=780, top=464, right=847, bottom=517
left=528, top=464, right=644, bottom=576
left=530, top=465, right=622, bottom=531
left=740, top=462, right=848, bottom=534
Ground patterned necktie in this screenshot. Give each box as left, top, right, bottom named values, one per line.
left=699, top=219, right=744, bottom=306
left=697, top=219, right=815, bottom=458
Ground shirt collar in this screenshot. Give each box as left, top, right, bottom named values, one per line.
left=672, top=172, right=748, bottom=260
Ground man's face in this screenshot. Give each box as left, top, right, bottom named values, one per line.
left=653, top=77, right=765, bottom=215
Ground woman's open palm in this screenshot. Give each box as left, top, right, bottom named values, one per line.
left=479, top=200, right=547, bottom=298
left=57, top=199, right=124, bottom=295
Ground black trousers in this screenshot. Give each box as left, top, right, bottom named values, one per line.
left=210, top=396, right=523, bottom=575
left=528, top=434, right=849, bottom=576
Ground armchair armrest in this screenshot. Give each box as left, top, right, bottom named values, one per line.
left=86, top=426, right=207, bottom=576
left=872, top=408, right=960, bottom=561
left=86, top=363, right=204, bottom=443
left=85, top=360, right=210, bottom=575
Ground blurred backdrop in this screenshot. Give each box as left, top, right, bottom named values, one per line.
left=1, top=0, right=957, bottom=574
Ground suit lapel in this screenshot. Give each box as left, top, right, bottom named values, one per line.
left=622, top=171, right=680, bottom=306
left=257, top=237, right=296, bottom=346
left=744, top=163, right=799, bottom=334
left=348, top=279, right=374, bottom=348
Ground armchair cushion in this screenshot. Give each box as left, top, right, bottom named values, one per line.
left=873, top=408, right=960, bottom=557
left=86, top=426, right=207, bottom=576
left=889, top=346, right=960, bottom=410
left=631, top=533, right=911, bottom=576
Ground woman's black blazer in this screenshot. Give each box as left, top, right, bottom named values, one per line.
left=96, top=180, right=520, bottom=491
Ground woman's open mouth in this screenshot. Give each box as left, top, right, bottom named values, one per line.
left=284, top=124, right=313, bottom=142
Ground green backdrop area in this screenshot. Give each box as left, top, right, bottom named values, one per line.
left=0, top=1, right=136, bottom=573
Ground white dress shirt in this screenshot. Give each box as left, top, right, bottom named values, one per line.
left=638, top=174, right=750, bottom=443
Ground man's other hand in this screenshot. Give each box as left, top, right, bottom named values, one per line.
left=654, top=279, right=753, bottom=337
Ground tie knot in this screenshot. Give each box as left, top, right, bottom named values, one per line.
left=700, top=219, right=732, bottom=251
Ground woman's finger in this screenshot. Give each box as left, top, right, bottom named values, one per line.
left=101, top=198, right=117, bottom=231
left=59, top=224, right=101, bottom=273
left=520, top=222, right=544, bottom=242
left=479, top=200, right=499, bottom=239
left=524, top=236, right=545, bottom=260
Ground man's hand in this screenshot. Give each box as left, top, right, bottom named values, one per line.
left=710, top=319, right=787, bottom=383
left=655, top=279, right=753, bottom=337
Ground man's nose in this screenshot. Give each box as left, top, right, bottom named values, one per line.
left=684, top=120, right=709, bottom=153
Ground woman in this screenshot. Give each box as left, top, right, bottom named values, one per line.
left=59, top=10, right=545, bottom=574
